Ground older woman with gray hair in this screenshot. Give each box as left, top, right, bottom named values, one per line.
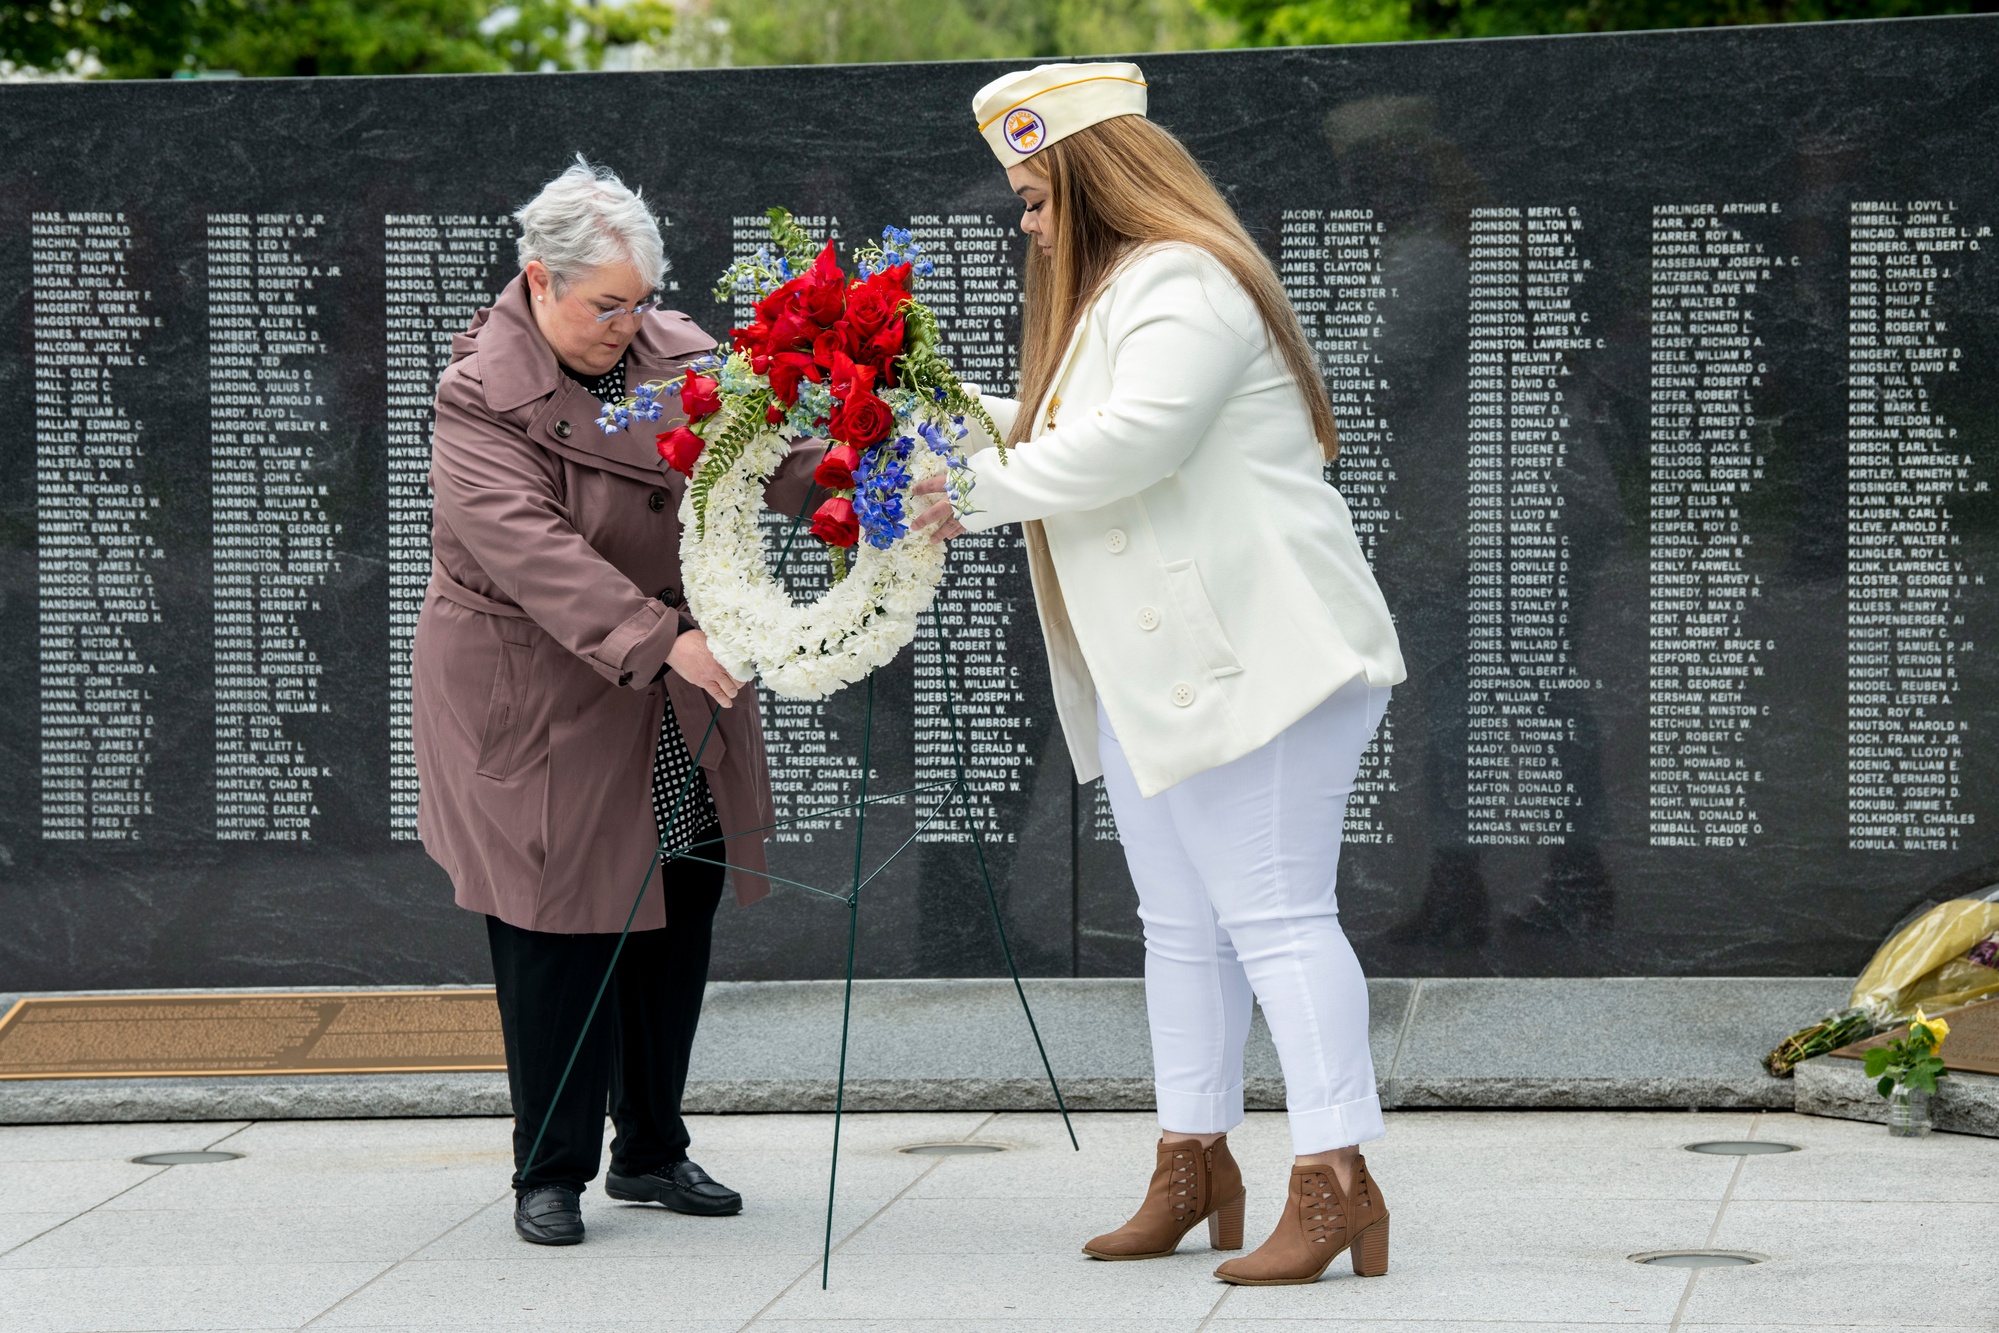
left=412, top=158, right=818, bottom=1246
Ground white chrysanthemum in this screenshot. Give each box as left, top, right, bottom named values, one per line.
left=681, top=433, right=950, bottom=699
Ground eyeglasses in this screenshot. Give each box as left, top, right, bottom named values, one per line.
left=593, top=293, right=665, bottom=323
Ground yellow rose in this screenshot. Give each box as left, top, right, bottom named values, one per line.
left=1912, top=1009, right=1950, bottom=1047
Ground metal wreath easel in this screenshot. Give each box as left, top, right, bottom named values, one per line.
left=519, top=485, right=1076, bottom=1287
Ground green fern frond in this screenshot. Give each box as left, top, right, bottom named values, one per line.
left=690, top=390, right=774, bottom=537
left=766, top=207, right=820, bottom=270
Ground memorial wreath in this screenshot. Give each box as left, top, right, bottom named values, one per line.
left=599, top=209, right=1001, bottom=699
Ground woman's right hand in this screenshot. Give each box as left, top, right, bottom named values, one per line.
left=665, top=628, right=743, bottom=709
left=911, top=475, right=966, bottom=544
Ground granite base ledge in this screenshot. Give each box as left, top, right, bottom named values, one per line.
left=0, top=976, right=1847, bottom=1123
left=0, top=1071, right=511, bottom=1124
left=1382, top=1073, right=1797, bottom=1111
left=1793, top=1055, right=1999, bottom=1137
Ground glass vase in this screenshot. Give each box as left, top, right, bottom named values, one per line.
left=1887, top=1081, right=1932, bottom=1137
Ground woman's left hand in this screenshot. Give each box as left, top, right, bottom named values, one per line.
left=910, top=475, right=965, bottom=544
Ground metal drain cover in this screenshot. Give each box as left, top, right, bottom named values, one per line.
left=1632, top=1250, right=1765, bottom=1268
left=1686, top=1141, right=1798, bottom=1155
left=899, top=1142, right=1005, bottom=1156
left=132, top=1151, right=242, bottom=1165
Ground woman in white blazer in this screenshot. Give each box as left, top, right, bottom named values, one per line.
left=915, top=63, right=1408, bottom=1287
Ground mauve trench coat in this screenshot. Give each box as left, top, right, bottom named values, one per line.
left=412, top=273, right=819, bottom=934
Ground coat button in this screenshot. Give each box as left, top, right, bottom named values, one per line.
left=1137, top=606, right=1160, bottom=631
left=554, top=420, right=572, bottom=439
left=1105, top=528, right=1128, bottom=553
left=1171, top=682, right=1195, bottom=707
left=648, top=491, right=666, bottom=512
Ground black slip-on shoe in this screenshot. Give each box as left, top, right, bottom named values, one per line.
left=605, top=1159, right=743, bottom=1216
left=514, top=1185, right=585, bottom=1245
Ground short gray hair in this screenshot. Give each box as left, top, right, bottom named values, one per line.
left=514, top=155, right=667, bottom=290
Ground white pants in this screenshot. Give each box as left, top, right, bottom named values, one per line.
left=1098, top=676, right=1389, bottom=1156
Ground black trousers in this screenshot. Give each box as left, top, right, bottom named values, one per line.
left=486, top=827, right=726, bottom=1195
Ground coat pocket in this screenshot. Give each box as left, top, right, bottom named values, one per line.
left=475, top=623, right=540, bottom=780
left=1162, top=558, right=1245, bottom=679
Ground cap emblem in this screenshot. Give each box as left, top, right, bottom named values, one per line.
left=1003, top=107, right=1046, bottom=154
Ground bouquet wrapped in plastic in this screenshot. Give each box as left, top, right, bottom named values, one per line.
left=1764, top=884, right=1999, bottom=1076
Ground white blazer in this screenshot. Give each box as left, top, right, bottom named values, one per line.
left=962, top=243, right=1406, bottom=797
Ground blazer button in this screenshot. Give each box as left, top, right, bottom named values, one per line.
left=554, top=420, right=573, bottom=439
left=1137, top=606, right=1160, bottom=631
left=1171, top=682, right=1195, bottom=708
left=648, top=491, right=666, bottom=512
left=1105, top=528, right=1128, bottom=553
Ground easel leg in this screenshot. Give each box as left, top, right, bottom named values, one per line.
left=822, top=673, right=876, bottom=1288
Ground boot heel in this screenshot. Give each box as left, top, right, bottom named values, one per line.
left=1208, top=1191, right=1245, bottom=1251
left=1350, top=1214, right=1390, bottom=1277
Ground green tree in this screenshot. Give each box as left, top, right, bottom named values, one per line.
left=648, top=0, right=1233, bottom=68
left=1, top=0, right=673, bottom=79
left=1198, top=0, right=1981, bottom=48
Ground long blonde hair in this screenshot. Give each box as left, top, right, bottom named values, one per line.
left=1008, top=114, right=1338, bottom=460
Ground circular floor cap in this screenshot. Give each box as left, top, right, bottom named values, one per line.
left=898, top=1142, right=1006, bottom=1156
left=131, top=1151, right=242, bottom=1165
left=1685, top=1140, right=1798, bottom=1156
left=1631, top=1250, right=1767, bottom=1268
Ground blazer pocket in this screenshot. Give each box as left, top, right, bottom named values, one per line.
left=1162, top=558, right=1245, bottom=679
left=475, top=627, right=539, bottom=780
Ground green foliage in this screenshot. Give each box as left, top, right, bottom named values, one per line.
left=1863, top=1024, right=1950, bottom=1098
left=896, top=300, right=1006, bottom=464
left=1763, top=1008, right=1875, bottom=1079
left=1198, top=0, right=1978, bottom=49
left=765, top=206, right=822, bottom=271
left=691, top=386, right=773, bottom=537
left=674, top=0, right=1234, bottom=67
left=1, top=0, right=672, bottom=79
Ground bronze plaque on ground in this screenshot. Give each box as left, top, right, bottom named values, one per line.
left=1832, top=995, right=1999, bottom=1076
left=0, top=991, right=506, bottom=1079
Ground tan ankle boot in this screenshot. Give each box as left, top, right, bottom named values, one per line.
left=1082, top=1135, right=1246, bottom=1260
left=1214, top=1154, right=1389, bottom=1285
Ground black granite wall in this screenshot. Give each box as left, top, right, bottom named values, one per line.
left=4, top=16, right=1998, bottom=990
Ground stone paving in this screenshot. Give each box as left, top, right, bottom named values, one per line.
left=0, top=1108, right=1993, bottom=1331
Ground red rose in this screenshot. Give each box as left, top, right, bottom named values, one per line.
left=813, top=443, right=862, bottom=490
left=766, top=402, right=785, bottom=425
left=679, top=371, right=722, bottom=421
left=656, top=426, right=705, bottom=475
left=797, top=242, right=848, bottom=326
left=767, top=350, right=821, bottom=405
left=767, top=307, right=818, bottom=354
left=826, top=350, right=873, bottom=400
left=730, top=319, right=773, bottom=359
left=830, top=389, right=895, bottom=447
left=845, top=284, right=898, bottom=340
left=861, top=317, right=905, bottom=382
left=755, top=273, right=809, bottom=324
left=847, top=267, right=910, bottom=334
left=813, top=323, right=860, bottom=370
left=810, top=496, right=859, bottom=548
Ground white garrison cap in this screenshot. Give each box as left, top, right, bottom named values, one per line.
left=972, top=61, right=1149, bottom=164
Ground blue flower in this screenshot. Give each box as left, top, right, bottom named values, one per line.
left=917, top=420, right=953, bottom=456
left=628, top=383, right=666, bottom=423
left=850, top=449, right=913, bottom=548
